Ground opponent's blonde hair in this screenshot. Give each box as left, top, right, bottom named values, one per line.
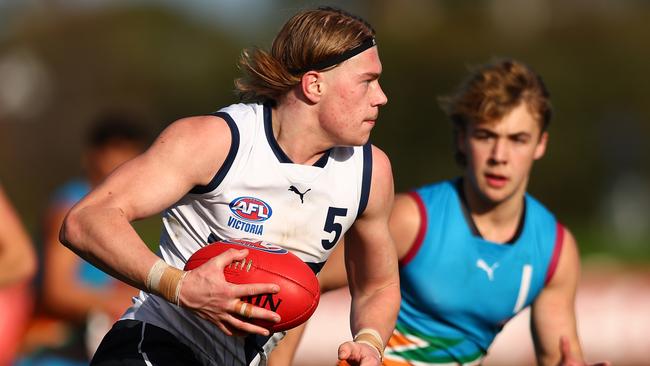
left=439, top=59, right=552, bottom=165
left=235, top=7, right=375, bottom=103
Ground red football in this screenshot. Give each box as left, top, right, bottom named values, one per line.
left=184, top=238, right=320, bottom=332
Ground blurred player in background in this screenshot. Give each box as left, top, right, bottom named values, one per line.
left=0, top=184, right=37, bottom=366
left=19, top=115, right=146, bottom=365
left=60, top=6, right=399, bottom=366
left=271, top=59, right=609, bottom=366
left=381, top=59, right=607, bottom=366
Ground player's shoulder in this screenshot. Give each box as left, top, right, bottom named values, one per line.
left=393, top=192, right=420, bottom=216
left=411, top=179, right=457, bottom=204
left=149, top=113, right=237, bottom=182
left=368, top=144, right=392, bottom=173
left=395, top=180, right=454, bottom=215
left=158, top=113, right=235, bottom=153
left=523, top=193, right=559, bottom=229
left=216, top=102, right=262, bottom=118
left=366, top=144, right=394, bottom=195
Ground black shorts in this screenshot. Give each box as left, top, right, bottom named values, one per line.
left=91, top=320, right=200, bottom=366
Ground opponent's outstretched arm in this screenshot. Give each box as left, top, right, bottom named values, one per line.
left=338, top=145, right=401, bottom=365
left=60, top=116, right=279, bottom=336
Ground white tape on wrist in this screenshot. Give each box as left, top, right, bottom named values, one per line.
left=146, top=259, right=186, bottom=306
left=353, top=328, right=384, bottom=360
left=146, top=259, right=167, bottom=291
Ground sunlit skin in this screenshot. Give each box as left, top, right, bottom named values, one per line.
left=460, top=102, right=548, bottom=241
left=317, top=47, right=388, bottom=147
left=271, top=46, right=388, bottom=165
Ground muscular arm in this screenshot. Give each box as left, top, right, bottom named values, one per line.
left=338, top=145, right=401, bottom=364
left=0, top=185, right=36, bottom=287
left=530, top=227, right=583, bottom=365
left=60, top=116, right=279, bottom=335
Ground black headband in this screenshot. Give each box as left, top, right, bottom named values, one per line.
left=290, top=36, right=376, bottom=74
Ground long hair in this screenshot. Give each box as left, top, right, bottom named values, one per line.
left=439, top=59, right=552, bottom=165
left=235, top=7, right=375, bottom=103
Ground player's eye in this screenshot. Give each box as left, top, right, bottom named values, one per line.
left=510, top=134, right=530, bottom=144
left=473, top=131, right=492, bottom=140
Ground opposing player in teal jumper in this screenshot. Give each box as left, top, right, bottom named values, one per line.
left=270, top=59, right=609, bottom=366
left=384, top=59, right=608, bottom=366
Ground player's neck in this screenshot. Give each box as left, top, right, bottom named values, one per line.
left=271, top=101, right=331, bottom=165
left=462, top=178, right=526, bottom=243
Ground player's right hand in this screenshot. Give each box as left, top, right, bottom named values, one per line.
left=177, top=248, right=281, bottom=336
left=557, top=336, right=610, bottom=366
left=337, top=340, right=382, bottom=366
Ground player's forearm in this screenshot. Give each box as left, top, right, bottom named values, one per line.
left=60, top=203, right=158, bottom=291
left=350, top=280, right=400, bottom=344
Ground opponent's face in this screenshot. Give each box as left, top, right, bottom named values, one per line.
left=460, top=102, right=547, bottom=206
left=317, top=46, right=388, bottom=146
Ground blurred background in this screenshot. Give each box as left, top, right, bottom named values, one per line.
left=0, top=0, right=648, bottom=365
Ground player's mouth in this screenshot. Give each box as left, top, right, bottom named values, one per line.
left=485, top=173, right=508, bottom=188
left=363, top=119, right=376, bottom=128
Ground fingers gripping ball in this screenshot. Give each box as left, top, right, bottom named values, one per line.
left=184, top=239, right=320, bottom=332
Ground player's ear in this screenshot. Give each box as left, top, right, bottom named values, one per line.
left=301, top=71, right=323, bottom=103
left=534, top=131, right=548, bottom=160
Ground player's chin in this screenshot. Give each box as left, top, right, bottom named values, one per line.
left=482, top=188, right=512, bottom=205
left=337, top=136, right=370, bottom=147
left=347, top=129, right=373, bottom=147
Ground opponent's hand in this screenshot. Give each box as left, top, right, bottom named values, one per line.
left=337, top=340, right=382, bottom=366
left=558, top=336, right=610, bottom=366
left=177, top=248, right=281, bottom=336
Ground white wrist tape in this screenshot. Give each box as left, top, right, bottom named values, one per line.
left=146, top=259, right=186, bottom=306
left=353, top=328, right=384, bottom=360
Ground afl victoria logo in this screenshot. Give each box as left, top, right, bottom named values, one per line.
left=229, top=196, right=273, bottom=222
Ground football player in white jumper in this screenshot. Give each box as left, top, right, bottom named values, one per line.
left=60, top=6, right=399, bottom=366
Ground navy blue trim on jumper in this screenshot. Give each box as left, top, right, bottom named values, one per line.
left=356, top=142, right=373, bottom=218
left=190, top=112, right=240, bottom=194
left=263, top=103, right=331, bottom=167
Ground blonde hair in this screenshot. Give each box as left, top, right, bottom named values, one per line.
left=235, top=7, right=375, bottom=103
left=439, top=59, right=552, bottom=165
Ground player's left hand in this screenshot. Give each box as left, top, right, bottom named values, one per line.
left=557, top=336, right=610, bottom=366
left=337, top=340, right=381, bottom=366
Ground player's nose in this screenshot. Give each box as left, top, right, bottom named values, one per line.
left=489, top=139, right=508, bottom=164
left=373, top=82, right=388, bottom=107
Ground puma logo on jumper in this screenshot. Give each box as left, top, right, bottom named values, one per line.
left=476, top=259, right=499, bottom=281
left=288, top=186, right=311, bottom=204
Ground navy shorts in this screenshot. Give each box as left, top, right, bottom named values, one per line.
left=91, top=320, right=200, bottom=366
